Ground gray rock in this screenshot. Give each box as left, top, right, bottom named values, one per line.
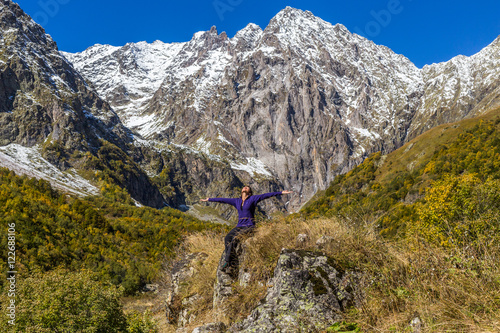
left=296, top=233, right=309, bottom=245
left=165, top=252, right=208, bottom=325
left=409, top=316, right=423, bottom=333
left=178, top=294, right=202, bottom=327
left=230, top=248, right=361, bottom=332
left=143, top=283, right=159, bottom=293
left=238, top=270, right=252, bottom=287
left=316, top=235, right=335, bottom=248
left=192, top=322, right=227, bottom=333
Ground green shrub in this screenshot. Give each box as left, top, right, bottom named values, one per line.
left=126, top=311, right=158, bottom=333
left=0, top=269, right=127, bottom=332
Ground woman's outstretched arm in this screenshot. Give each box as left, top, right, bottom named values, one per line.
left=253, top=190, right=293, bottom=202
left=200, top=197, right=239, bottom=207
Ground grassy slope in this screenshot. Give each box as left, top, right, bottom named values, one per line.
left=300, top=106, right=500, bottom=236
left=168, top=215, right=500, bottom=332
left=377, top=106, right=500, bottom=184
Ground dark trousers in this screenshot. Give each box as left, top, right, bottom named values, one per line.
left=224, top=226, right=254, bottom=264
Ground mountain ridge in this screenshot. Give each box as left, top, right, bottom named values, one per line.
left=2, top=1, right=499, bottom=214
left=0, top=0, right=166, bottom=208
left=64, top=6, right=500, bottom=211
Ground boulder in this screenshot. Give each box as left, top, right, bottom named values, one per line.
left=316, top=235, right=335, bottom=249
left=229, top=248, right=361, bottom=332
left=296, top=233, right=309, bottom=245
left=409, top=316, right=423, bottom=333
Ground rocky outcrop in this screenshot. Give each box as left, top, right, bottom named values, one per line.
left=165, top=252, right=208, bottom=326
left=229, top=249, right=361, bottom=332
left=170, top=240, right=363, bottom=332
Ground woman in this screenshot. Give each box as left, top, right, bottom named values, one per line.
left=201, top=186, right=293, bottom=270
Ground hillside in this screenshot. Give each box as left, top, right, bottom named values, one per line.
left=0, top=167, right=225, bottom=293
left=301, top=105, right=500, bottom=243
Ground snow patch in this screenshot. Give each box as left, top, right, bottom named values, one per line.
left=0, top=144, right=98, bottom=196
left=231, top=157, right=273, bottom=178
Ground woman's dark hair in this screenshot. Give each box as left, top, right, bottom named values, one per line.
left=242, top=186, right=253, bottom=196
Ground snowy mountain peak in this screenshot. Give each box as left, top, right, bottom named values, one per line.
left=60, top=6, right=500, bottom=210
left=192, top=25, right=227, bottom=41
left=0, top=0, right=55, bottom=48
left=232, top=23, right=263, bottom=50
left=489, top=34, right=500, bottom=47
left=274, top=6, right=316, bottom=21
left=233, top=23, right=263, bottom=40
left=268, top=6, right=330, bottom=33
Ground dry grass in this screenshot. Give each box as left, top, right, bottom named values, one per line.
left=173, top=231, right=227, bottom=330
left=164, top=216, right=500, bottom=332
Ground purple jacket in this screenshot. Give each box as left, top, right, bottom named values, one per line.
left=208, top=192, right=282, bottom=227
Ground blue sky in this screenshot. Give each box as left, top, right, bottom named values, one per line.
left=14, top=0, right=500, bottom=68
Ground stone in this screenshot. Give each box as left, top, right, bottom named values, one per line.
left=143, top=283, right=159, bottom=293
left=192, top=322, right=227, bottom=333
left=229, top=248, right=362, bottom=332
left=409, top=316, right=423, bottom=333
left=316, top=235, right=335, bottom=248
left=238, top=269, right=252, bottom=287
left=178, top=294, right=202, bottom=327
left=296, top=233, right=309, bottom=245
left=165, top=252, right=208, bottom=325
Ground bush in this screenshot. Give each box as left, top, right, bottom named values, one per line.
left=126, top=311, right=158, bottom=333
left=0, top=269, right=127, bottom=332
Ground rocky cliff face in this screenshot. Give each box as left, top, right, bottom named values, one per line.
left=66, top=7, right=500, bottom=211
left=0, top=0, right=165, bottom=207
left=0, top=0, right=128, bottom=150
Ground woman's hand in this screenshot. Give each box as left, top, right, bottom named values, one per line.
left=200, top=198, right=209, bottom=202
left=281, top=190, right=293, bottom=195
